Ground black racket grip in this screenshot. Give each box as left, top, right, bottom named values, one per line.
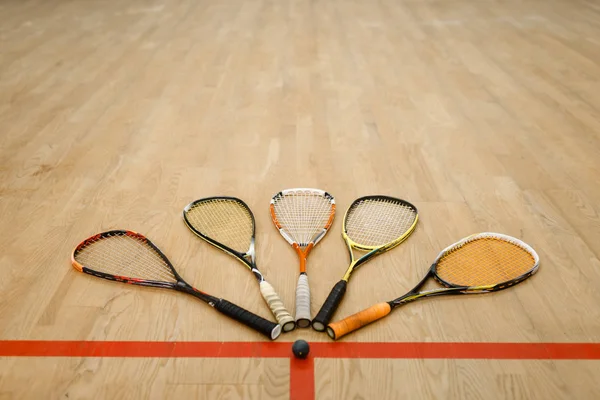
left=214, top=299, right=282, bottom=340
left=312, top=280, right=347, bottom=332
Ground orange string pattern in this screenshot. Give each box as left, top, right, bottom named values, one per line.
left=436, top=237, right=536, bottom=286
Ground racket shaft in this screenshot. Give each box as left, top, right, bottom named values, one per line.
left=214, top=299, right=282, bottom=340
left=295, top=273, right=311, bottom=327
left=259, top=280, right=296, bottom=331
left=326, top=302, right=391, bottom=340
left=312, top=280, right=347, bottom=331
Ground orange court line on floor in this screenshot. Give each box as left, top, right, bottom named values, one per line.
left=2, top=340, right=600, bottom=400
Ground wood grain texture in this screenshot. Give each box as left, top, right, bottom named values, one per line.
left=0, top=357, right=289, bottom=399
left=1, top=0, right=600, bottom=397
left=315, top=359, right=600, bottom=400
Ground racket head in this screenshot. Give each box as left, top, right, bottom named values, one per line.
left=432, top=232, right=540, bottom=290
left=342, top=195, right=419, bottom=253
left=183, top=197, right=256, bottom=268
left=71, top=230, right=180, bottom=287
left=270, top=188, right=336, bottom=249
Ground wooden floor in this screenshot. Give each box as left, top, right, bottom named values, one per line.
left=1, top=0, right=600, bottom=398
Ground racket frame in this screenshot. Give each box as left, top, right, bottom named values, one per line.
left=392, top=232, right=540, bottom=306
left=72, top=230, right=195, bottom=291
left=270, top=188, right=336, bottom=328
left=183, top=197, right=296, bottom=332
left=183, top=196, right=258, bottom=272
left=270, top=188, right=336, bottom=251
left=311, top=195, right=418, bottom=331
left=71, top=230, right=282, bottom=340
left=341, top=195, right=419, bottom=281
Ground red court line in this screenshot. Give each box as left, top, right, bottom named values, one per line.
left=2, top=341, right=600, bottom=360
left=0, top=340, right=289, bottom=358
left=2, top=341, right=600, bottom=400
left=290, top=356, right=315, bottom=400
left=310, top=342, right=600, bottom=360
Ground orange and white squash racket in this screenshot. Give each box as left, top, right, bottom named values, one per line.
left=270, top=188, right=336, bottom=328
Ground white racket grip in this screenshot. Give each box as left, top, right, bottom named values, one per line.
left=259, top=280, right=296, bottom=332
left=295, top=274, right=311, bottom=327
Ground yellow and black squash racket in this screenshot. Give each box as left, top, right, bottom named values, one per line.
left=311, top=195, right=418, bottom=331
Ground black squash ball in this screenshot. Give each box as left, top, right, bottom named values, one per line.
left=292, top=340, right=310, bottom=359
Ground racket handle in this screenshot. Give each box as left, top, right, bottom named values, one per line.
left=312, top=280, right=347, bottom=331
left=259, top=280, right=296, bottom=332
left=295, top=273, right=311, bottom=328
left=326, top=302, right=391, bottom=340
left=214, top=299, right=282, bottom=340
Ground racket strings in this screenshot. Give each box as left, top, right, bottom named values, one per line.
left=345, top=198, right=417, bottom=247
left=185, top=199, right=254, bottom=253
left=272, top=190, right=334, bottom=247
left=74, top=232, right=176, bottom=283
left=435, top=237, right=536, bottom=286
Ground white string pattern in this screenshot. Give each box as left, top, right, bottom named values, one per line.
left=345, top=198, right=417, bottom=247
left=185, top=199, right=254, bottom=253
left=74, top=232, right=177, bottom=283
left=272, top=190, right=334, bottom=247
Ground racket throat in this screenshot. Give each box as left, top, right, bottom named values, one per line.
left=293, top=243, right=311, bottom=273
left=251, top=268, right=264, bottom=281
left=174, top=280, right=193, bottom=293
left=299, top=256, right=307, bottom=273
left=345, top=244, right=376, bottom=278
left=244, top=239, right=257, bottom=267
left=174, top=281, right=215, bottom=305
left=392, top=293, right=422, bottom=308
left=395, top=287, right=460, bottom=307
left=391, top=267, right=436, bottom=308
left=241, top=249, right=259, bottom=275
left=342, top=259, right=359, bottom=281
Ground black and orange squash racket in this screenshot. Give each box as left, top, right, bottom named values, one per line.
left=71, top=230, right=282, bottom=340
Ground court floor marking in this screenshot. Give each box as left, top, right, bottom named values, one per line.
left=2, top=341, right=600, bottom=399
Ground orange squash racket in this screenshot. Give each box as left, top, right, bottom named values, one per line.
left=327, top=232, right=540, bottom=340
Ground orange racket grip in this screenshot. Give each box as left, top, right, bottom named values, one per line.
left=326, top=302, right=391, bottom=340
